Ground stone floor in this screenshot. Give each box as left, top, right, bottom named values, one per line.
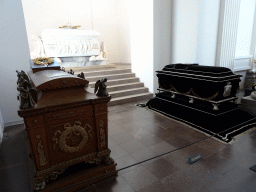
left=1, top=93, right=256, bottom=192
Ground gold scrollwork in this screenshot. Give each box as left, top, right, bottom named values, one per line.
left=34, top=168, right=66, bottom=191
left=59, top=121, right=88, bottom=153
left=52, top=130, right=62, bottom=149
left=35, top=149, right=111, bottom=177
left=85, top=124, right=93, bottom=140
left=36, top=135, right=47, bottom=166
left=99, top=120, right=106, bottom=147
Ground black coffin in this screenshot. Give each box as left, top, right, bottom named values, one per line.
left=147, top=63, right=256, bottom=142
left=157, top=63, right=242, bottom=101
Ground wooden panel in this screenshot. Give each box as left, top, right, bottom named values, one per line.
left=26, top=127, right=50, bottom=170
left=45, top=113, right=98, bottom=166
left=94, top=103, right=108, bottom=114
left=25, top=115, right=44, bottom=128
left=45, top=105, right=93, bottom=125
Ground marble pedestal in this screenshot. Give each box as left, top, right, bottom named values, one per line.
left=240, top=96, right=256, bottom=117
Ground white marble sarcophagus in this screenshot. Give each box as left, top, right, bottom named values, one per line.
left=41, top=29, right=101, bottom=58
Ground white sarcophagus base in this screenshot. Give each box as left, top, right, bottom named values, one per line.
left=41, top=29, right=101, bottom=58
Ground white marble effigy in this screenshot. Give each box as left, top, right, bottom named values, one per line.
left=40, top=29, right=101, bottom=58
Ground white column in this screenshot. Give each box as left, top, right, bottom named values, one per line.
left=129, top=0, right=154, bottom=93
left=250, top=2, right=256, bottom=58
left=171, top=0, right=199, bottom=63
left=153, top=0, right=172, bottom=93
left=196, top=0, right=220, bottom=66
left=215, top=0, right=241, bottom=71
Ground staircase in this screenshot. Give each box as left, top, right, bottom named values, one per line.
left=70, top=66, right=153, bottom=106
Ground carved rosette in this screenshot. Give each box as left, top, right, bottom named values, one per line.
left=36, top=135, right=47, bottom=166
left=53, top=121, right=93, bottom=153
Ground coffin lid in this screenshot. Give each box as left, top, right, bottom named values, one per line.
left=27, top=70, right=89, bottom=91
left=159, top=63, right=241, bottom=79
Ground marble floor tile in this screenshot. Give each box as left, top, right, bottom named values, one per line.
left=109, top=145, right=129, bottom=159
left=122, top=166, right=159, bottom=191
left=1, top=95, right=256, bottom=192
left=142, top=157, right=180, bottom=180
left=120, top=140, right=147, bottom=154
left=130, top=148, right=157, bottom=162
left=149, top=141, right=176, bottom=155
left=95, top=175, right=135, bottom=192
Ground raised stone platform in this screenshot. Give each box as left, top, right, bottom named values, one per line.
left=240, top=95, right=256, bottom=117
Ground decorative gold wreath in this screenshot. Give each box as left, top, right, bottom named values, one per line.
left=59, top=25, right=81, bottom=29
left=32, top=57, right=54, bottom=66
left=59, top=122, right=88, bottom=153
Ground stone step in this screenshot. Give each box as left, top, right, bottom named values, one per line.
left=108, top=93, right=153, bottom=106
left=65, top=64, right=117, bottom=73
left=85, top=73, right=136, bottom=82
left=107, top=82, right=144, bottom=92
left=74, top=69, right=132, bottom=77
left=109, top=87, right=149, bottom=99
left=89, top=77, right=140, bottom=87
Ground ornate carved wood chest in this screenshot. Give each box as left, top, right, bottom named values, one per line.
left=17, top=70, right=116, bottom=191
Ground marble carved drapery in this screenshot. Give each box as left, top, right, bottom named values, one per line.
left=40, top=29, right=101, bottom=58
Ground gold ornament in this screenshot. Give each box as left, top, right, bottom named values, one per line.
left=36, top=134, right=47, bottom=166
left=99, top=120, right=106, bottom=147
left=58, top=121, right=89, bottom=153
left=32, top=57, right=54, bottom=66
left=59, top=25, right=81, bottom=29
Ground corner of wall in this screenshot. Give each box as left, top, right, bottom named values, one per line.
left=0, top=109, right=5, bottom=145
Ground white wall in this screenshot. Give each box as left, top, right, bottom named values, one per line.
left=153, top=0, right=172, bottom=93
left=21, top=0, right=131, bottom=64
left=0, top=110, right=4, bottom=145
left=0, top=0, right=31, bottom=125
left=196, top=0, right=220, bottom=66
left=130, top=0, right=154, bottom=93
left=115, top=0, right=131, bottom=64
left=235, top=0, right=256, bottom=57
left=171, top=0, right=199, bottom=63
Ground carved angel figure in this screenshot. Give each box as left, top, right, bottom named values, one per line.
left=94, top=78, right=109, bottom=97
left=67, top=69, right=74, bottom=75
left=16, top=70, right=38, bottom=109
left=77, top=72, right=85, bottom=79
